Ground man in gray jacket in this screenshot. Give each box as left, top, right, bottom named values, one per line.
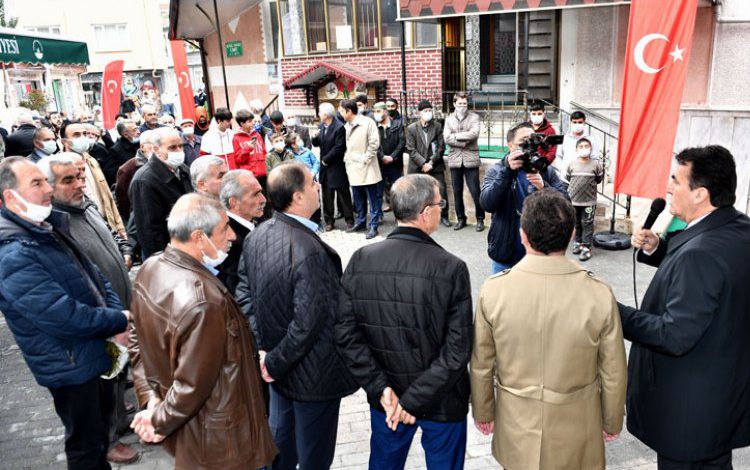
left=443, top=92, right=485, bottom=232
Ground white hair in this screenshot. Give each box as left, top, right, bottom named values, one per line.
left=190, top=155, right=226, bottom=188
left=151, top=127, right=181, bottom=148
left=319, top=102, right=336, bottom=118
left=141, top=104, right=156, bottom=115
left=37, top=152, right=78, bottom=184
left=16, top=111, right=34, bottom=126
left=139, top=129, right=156, bottom=146
left=167, top=194, right=223, bottom=242
left=220, top=169, right=256, bottom=210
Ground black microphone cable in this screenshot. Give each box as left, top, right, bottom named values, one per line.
left=633, top=248, right=639, bottom=309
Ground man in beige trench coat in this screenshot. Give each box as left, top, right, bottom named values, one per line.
left=470, top=189, right=627, bottom=470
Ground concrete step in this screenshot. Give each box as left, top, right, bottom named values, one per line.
left=486, top=75, right=516, bottom=85
left=481, top=83, right=516, bottom=93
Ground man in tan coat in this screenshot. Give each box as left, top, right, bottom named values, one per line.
left=470, top=188, right=626, bottom=470
left=339, top=98, right=382, bottom=239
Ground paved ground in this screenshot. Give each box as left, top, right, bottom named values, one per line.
left=2, top=216, right=749, bottom=469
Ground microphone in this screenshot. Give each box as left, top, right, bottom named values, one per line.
left=642, top=198, right=666, bottom=231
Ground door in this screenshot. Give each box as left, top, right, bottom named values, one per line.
left=442, top=17, right=465, bottom=102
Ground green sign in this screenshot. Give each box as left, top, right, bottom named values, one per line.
left=0, top=32, right=89, bottom=66
left=226, top=41, right=243, bottom=58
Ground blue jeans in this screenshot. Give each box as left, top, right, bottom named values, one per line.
left=491, top=260, right=514, bottom=274
left=268, top=386, right=341, bottom=470
left=369, top=407, right=466, bottom=470
left=352, top=183, right=382, bottom=229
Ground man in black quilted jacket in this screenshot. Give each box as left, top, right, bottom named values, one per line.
left=236, top=163, right=357, bottom=470
left=336, top=173, right=473, bottom=470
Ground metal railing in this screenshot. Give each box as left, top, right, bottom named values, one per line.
left=263, top=94, right=280, bottom=117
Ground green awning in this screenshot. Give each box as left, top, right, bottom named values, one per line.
left=0, top=29, right=89, bottom=66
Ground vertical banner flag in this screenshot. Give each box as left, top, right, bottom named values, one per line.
left=170, top=40, right=196, bottom=123
left=614, top=0, right=699, bottom=199
left=101, top=60, right=124, bottom=131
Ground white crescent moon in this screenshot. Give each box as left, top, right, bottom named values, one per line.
left=634, top=33, right=669, bottom=74
left=179, top=71, right=190, bottom=88
left=106, top=80, right=118, bottom=94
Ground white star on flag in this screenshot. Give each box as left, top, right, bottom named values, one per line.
left=669, top=44, right=685, bottom=63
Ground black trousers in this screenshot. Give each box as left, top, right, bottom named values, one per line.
left=658, top=451, right=732, bottom=470
left=574, top=204, right=596, bottom=246
left=429, top=170, right=450, bottom=219
left=322, top=182, right=354, bottom=225
left=450, top=166, right=485, bottom=222
left=49, top=377, right=114, bottom=470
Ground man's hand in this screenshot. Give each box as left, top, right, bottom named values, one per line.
left=380, top=387, right=400, bottom=431
left=259, top=350, right=274, bottom=383
left=632, top=228, right=659, bottom=253
left=603, top=430, right=619, bottom=442
left=118, top=231, right=128, bottom=240
left=123, top=254, right=133, bottom=271
left=474, top=420, right=495, bottom=436
left=130, top=409, right=166, bottom=443
left=506, top=150, right=525, bottom=170
left=421, top=163, right=433, bottom=173
left=396, top=404, right=416, bottom=426
left=383, top=155, right=394, bottom=164
left=526, top=172, right=544, bottom=190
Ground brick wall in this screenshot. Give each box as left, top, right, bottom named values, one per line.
left=281, top=49, right=443, bottom=109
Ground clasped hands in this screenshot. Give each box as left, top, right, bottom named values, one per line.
left=380, top=387, right=416, bottom=431
left=130, top=397, right=166, bottom=444
left=259, top=350, right=274, bottom=383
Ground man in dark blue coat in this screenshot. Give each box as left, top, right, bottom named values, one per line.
left=619, top=146, right=750, bottom=470
left=0, top=157, right=129, bottom=469
left=480, top=122, right=566, bottom=274
left=235, top=163, right=357, bottom=470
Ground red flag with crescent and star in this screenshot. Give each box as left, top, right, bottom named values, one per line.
left=614, top=0, right=699, bottom=199
left=101, top=60, right=124, bottom=130
left=170, top=40, right=196, bottom=123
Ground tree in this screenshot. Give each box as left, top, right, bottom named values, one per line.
left=0, top=0, right=18, bottom=29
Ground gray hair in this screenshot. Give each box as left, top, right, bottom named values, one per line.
left=0, top=156, right=26, bottom=203
left=116, top=119, right=135, bottom=136
left=16, top=111, right=34, bottom=126
left=151, top=127, right=180, bottom=148
left=319, top=102, right=336, bottom=118
left=220, top=169, right=256, bottom=210
left=141, top=104, right=156, bottom=115
left=140, top=129, right=156, bottom=145
left=190, top=155, right=226, bottom=188
left=37, top=152, right=77, bottom=184
left=391, top=174, right=439, bottom=222
left=167, top=193, right=224, bottom=242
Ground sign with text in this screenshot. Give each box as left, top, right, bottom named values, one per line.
left=225, top=41, right=243, bottom=57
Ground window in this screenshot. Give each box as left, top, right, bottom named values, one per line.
left=306, top=0, right=328, bottom=52
left=327, top=0, right=354, bottom=51
left=269, top=1, right=280, bottom=59
left=26, top=26, right=61, bottom=35
left=380, top=0, right=401, bottom=49
left=279, top=0, right=307, bottom=55
left=92, top=24, right=129, bottom=51
left=357, top=0, right=378, bottom=49
left=415, top=22, right=438, bottom=47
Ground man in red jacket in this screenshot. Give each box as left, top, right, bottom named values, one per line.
left=527, top=99, right=558, bottom=163
left=232, top=110, right=267, bottom=179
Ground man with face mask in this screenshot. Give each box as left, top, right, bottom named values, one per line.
left=284, top=112, right=311, bottom=149
left=85, top=124, right=118, bottom=187
left=128, top=194, right=277, bottom=469
left=28, top=127, right=58, bottom=163
left=61, top=122, right=127, bottom=239
left=385, top=98, right=402, bottom=127
left=527, top=100, right=558, bottom=163
left=129, top=127, right=193, bottom=258
left=179, top=118, right=202, bottom=166
left=114, top=129, right=154, bottom=225
left=372, top=102, right=404, bottom=219
left=0, top=156, right=130, bottom=469
left=110, top=119, right=141, bottom=171
left=554, top=111, right=600, bottom=187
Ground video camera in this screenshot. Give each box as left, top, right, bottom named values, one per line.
left=519, top=133, right=565, bottom=173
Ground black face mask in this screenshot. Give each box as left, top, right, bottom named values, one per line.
left=388, top=109, right=397, bottom=118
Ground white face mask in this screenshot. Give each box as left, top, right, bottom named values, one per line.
left=165, top=150, right=185, bottom=168
left=530, top=114, right=544, bottom=125
left=577, top=148, right=591, bottom=158
left=273, top=142, right=286, bottom=152
left=571, top=123, right=585, bottom=134
left=11, top=189, right=52, bottom=223
left=41, top=140, right=57, bottom=155
left=455, top=104, right=468, bottom=116
left=70, top=136, right=90, bottom=154
left=182, top=126, right=194, bottom=136
left=286, top=118, right=297, bottom=127
left=421, top=111, right=433, bottom=122
left=374, top=112, right=384, bottom=123
left=201, top=235, right=229, bottom=269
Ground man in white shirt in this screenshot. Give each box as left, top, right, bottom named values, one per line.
left=217, top=169, right=266, bottom=293
left=199, top=107, right=235, bottom=166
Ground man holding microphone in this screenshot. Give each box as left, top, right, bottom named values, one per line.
left=620, top=146, right=750, bottom=469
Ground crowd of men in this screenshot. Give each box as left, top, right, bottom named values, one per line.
left=0, top=95, right=748, bottom=470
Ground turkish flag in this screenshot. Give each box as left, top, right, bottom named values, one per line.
left=614, top=0, right=698, bottom=199
left=170, top=40, right=196, bottom=123
left=101, top=60, right=124, bottom=130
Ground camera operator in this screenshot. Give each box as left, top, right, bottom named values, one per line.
left=480, top=122, right=567, bottom=274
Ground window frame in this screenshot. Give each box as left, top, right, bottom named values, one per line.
left=91, top=23, right=130, bottom=52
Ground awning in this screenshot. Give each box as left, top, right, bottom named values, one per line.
left=0, top=28, right=89, bottom=66
left=168, top=0, right=262, bottom=40
left=399, top=0, right=630, bottom=21
left=284, top=61, right=387, bottom=89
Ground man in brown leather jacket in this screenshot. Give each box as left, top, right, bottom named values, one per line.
left=127, top=193, right=277, bottom=470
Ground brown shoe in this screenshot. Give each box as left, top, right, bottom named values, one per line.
left=107, top=443, right=140, bottom=464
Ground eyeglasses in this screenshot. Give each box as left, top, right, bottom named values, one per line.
left=420, top=199, right=447, bottom=213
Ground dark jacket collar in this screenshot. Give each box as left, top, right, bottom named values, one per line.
left=668, top=206, right=742, bottom=254
left=387, top=226, right=440, bottom=248
left=147, top=154, right=187, bottom=184
left=161, top=244, right=229, bottom=294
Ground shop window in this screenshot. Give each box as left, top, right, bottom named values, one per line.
left=306, top=0, right=328, bottom=52
left=280, top=0, right=307, bottom=55
left=357, top=0, right=378, bottom=49
left=415, top=22, right=438, bottom=47
left=380, top=0, right=401, bottom=49
left=328, top=0, right=354, bottom=51
left=92, top=24, right=129, bottom=51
